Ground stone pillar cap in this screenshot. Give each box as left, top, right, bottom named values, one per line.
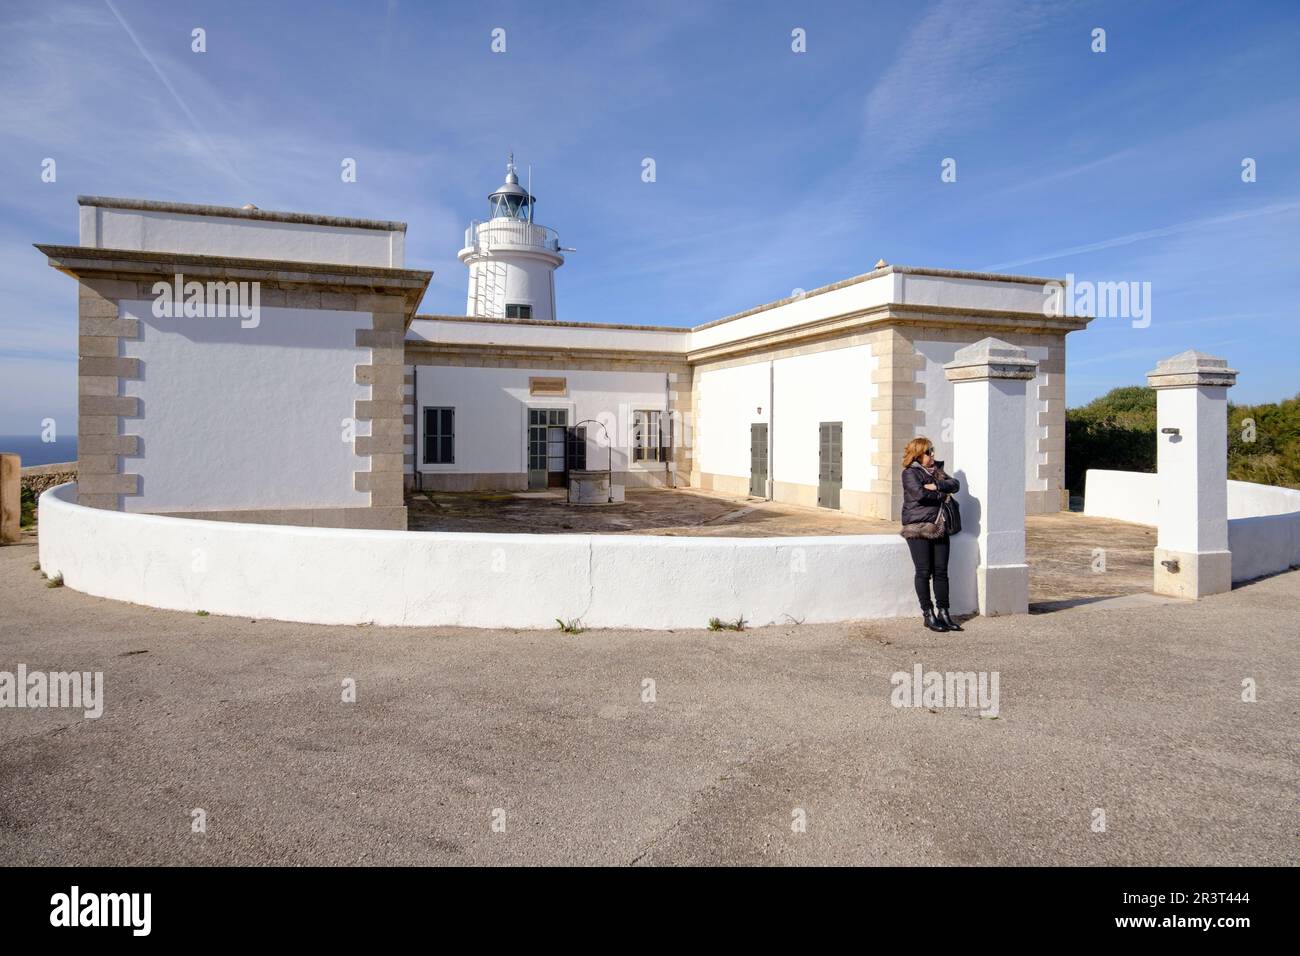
left=944, top=336, right=1038, bottom=382
left=1146, top=349, right=1238, bottom=389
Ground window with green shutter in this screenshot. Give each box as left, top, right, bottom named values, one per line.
left=423, top=407, right=455, bottom=464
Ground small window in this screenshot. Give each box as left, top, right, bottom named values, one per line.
left=505, top=303, right=532, bottom=319
left=423, top=407, right=455, bottom=464
left=633, top=410, right=661, bottom=462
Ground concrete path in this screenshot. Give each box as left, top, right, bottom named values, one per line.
left=0, top=533, right=1294, bottom=866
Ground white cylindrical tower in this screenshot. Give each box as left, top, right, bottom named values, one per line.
left=459, top=155, right=564, bottom=321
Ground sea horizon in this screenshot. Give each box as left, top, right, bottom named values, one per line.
left=0, top=435, right=78, bottom=468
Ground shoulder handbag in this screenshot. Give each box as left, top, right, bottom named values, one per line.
left=935, top=493, right=962, bottom=536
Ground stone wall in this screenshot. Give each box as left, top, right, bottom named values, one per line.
left=21, top=461, right=78, bottom=497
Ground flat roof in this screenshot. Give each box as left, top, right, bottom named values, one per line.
left=77, top=195, right=408, bottom=233
left=693, top=264, right=1066, bottom=332
left=419, top=263, right=1071, bottom=335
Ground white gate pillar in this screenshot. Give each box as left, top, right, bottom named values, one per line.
left=1146, top=350, right=1238, bottom=598
left=945, top=338, right=1038, bottom=616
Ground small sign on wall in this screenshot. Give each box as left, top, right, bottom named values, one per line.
left=530, top=376, right=567, bottom=396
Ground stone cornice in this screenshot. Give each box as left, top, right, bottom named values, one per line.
left=35, top=244, right=432, bottom=313
left=883, top=305, right=1090, bottom=334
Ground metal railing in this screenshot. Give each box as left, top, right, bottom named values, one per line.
left=463, top=219, right=561, bottom=253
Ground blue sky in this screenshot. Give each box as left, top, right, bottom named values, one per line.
left=1, top=0, right=1298, bottom=434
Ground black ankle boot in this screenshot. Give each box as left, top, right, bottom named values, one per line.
left=937, top=608, right=963, bottom=632
left=922, top=608, right=948, bottom=632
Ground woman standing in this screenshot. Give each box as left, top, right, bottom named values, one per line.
left=899, top=437, right=963, bottom=633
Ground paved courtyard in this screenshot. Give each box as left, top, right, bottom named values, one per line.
left=406, top=486, right=897, bottom=536
left=0, top=531, right=1293, bottom=866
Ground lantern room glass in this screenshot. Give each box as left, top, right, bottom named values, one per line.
left=490, top=194, right=530, bottom=220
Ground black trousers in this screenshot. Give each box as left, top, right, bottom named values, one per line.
left=906, top=536, right=950, bottom=611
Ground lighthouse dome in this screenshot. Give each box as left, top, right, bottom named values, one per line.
left=487, top=155, right=533, bottom=220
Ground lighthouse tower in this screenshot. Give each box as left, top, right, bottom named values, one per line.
left=459, top=154, right=565, bottom=321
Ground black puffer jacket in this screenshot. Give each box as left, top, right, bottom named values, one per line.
left=900, top=461, right=960, bottom=526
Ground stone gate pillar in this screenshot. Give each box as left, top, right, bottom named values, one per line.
left=1146, top=350, right=1238, bottom=598
left=945, top=338, right=1038, bottom=616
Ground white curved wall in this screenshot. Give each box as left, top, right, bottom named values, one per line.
left=1228, top=479, right=1300, bottom=518
left=1226, top=481, right=1300, bottom=583
left=1083, top=469, right=1300, bottom=582
left=39, top=483, right=974, bottom=628
left=1228, top=511, right=1300, bottom=583
left=1083, top=470, right=1158, bottom=525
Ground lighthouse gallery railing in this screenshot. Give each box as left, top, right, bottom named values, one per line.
left=463, top=220, right=561, bottom=253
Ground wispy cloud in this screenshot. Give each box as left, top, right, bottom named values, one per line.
left=860, top=0, right=1058, bottom=163
left=101, top=0, right=250, bottom=191
left=982, top=200, right=1300, bottom=271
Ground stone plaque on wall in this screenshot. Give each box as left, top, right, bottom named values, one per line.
left=529, top=376, right=567, bottom=396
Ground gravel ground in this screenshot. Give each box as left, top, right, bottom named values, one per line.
left=0, top=533, right=1294, bottom=866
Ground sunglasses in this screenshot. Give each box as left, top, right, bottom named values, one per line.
left=924, top=448, right=935, bottom=456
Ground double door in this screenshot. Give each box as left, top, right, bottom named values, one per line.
left=527, top=409, right=586, bottom=488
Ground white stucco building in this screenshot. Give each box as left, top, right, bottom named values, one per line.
left=405, top=158, right=1090, bottom=518
left=35, top=162, right=1300, bottom=631
left=39, top=162, right=1092, bottom=530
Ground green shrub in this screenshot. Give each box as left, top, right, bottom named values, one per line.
left=707, top=615, right=747, bottom=632
left=1064, top=386, right=1156, bottom=497
left=1228, top=396, right=1300, bottom=489
left=20, top=486, right=36, bottom=528
left=1067, top=388, right=1300, bottom=496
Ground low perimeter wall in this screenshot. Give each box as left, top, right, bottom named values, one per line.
left=1083, top=469, right=1300, bottom=583
left=38, top=484, right=975, bottom=629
